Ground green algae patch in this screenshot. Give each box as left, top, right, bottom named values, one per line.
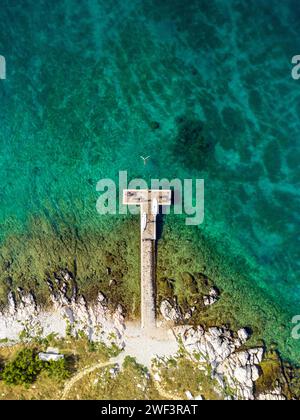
left=0, top=214, right=141, bottom=314
left=255, top=352, right=285, bottom=396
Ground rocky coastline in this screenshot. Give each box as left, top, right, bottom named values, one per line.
left=158, top=298, right=287, bottom=400
left=0, top=271, right=288, bottom=400
left=0, top=271, right=126, bottom=349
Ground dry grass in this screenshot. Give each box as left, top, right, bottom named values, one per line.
left=157, top=356, right=222, bottom=400
left=66, top=359, right=161, bottom=400
left=0, top=341, right=219, bottom=400
left=0, top=337, right=116, bottom=400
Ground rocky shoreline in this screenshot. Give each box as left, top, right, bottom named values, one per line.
left=0, top=271, right=126, bottom=349
left=157, top=299, right=287, bottom=400
left=176, top=326, right=286, bottom=400
left=0, top=271, right=288, bottom=400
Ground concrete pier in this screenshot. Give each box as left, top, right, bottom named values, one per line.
left=141, top=240, right=156, bottom=329
left=123, top=189, right=171, bottom=331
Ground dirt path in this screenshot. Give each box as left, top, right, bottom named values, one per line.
left=61, top=324, right=179, bottom=400
left=60, top=353, right=181, bottom=401
left=61, top=354, right=125, bottom=400
left=152, top=380, right=182, bottom=400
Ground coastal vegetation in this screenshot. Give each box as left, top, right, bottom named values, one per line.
left=65, top=356, right=159, bottom=400
left=255, top=349, right=300, bottom=400
left=0, top=339, right=157, bottom=400
left=0, top=339, right=225, bottom=400
left=0, top=334, right=119, bottom=399
left=1, top=348, right=70, bottom=386
left=2, top=349, right=44, bottom=385
left=1, top=336, right=295, bottom=400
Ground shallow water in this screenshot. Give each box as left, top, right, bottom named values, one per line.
left=0, top=0, right=300, bottom=361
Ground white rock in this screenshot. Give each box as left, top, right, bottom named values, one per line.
left=203, top=295, right=218, bottom=307
left=185, top=391, right=194, bottom=400
left=97, top=292, right=106, bottom=303
left=237, top=328, right=249, bottom=344
left=0, top=281, right=126, bottom=349
left=209, top=288, right=219, bottom=298
left=7, top=291, right=16, bottom=316
left=234, top=366, right=250, bottom=385
left=251, top=366, right=260, bottom=382
left=184, top=310, right=192, bottom=320
left=174, top=325, right=264, bottom=401
left=257, top=386, right=286, bottom=400
left=38, top=352, right=64, bottom=362
left=153, top=373, right=161, bottom=382
left=160, top=300, right=182, bottom=322
left=257, top=394, right=286, bottom=401
left=109, top=367, right=119, bottom=378
left=203, top=288, right=219, bottom=307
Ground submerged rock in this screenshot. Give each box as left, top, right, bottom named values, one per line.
left=203, top=287, right=220, bottom=306
left=150, top=121, right=160, bottom=130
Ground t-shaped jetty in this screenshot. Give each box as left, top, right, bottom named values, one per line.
left=123, top=189, right=172, bottom=331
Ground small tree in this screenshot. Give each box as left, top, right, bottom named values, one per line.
left=2, top=349, right=43, bottom=385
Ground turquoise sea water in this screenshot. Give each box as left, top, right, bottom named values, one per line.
left=0, top=0, right=300, bottom=361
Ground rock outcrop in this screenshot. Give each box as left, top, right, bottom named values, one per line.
left=0, top=272, right=125, bottom=349
left=159, top=284, right=287, bottom=400
left=0, top=271, right=288, bottom=401
left=160, top=299, right=194, bottom=322
left=174, top=325, right=266, bottom=400
left=203, top=287, right=220, bottom=307
left=160, top=300, right=182, bottom=322
left=257, top=387, right=287, bottom=400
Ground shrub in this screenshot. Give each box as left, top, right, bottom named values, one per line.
left=44, top=358, right=70, bottom=381
left=123, top=356, right=148, bottom=376
left=2, top=349, right=43, bottom=385
left=92, top=341, right=122, bottom=358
